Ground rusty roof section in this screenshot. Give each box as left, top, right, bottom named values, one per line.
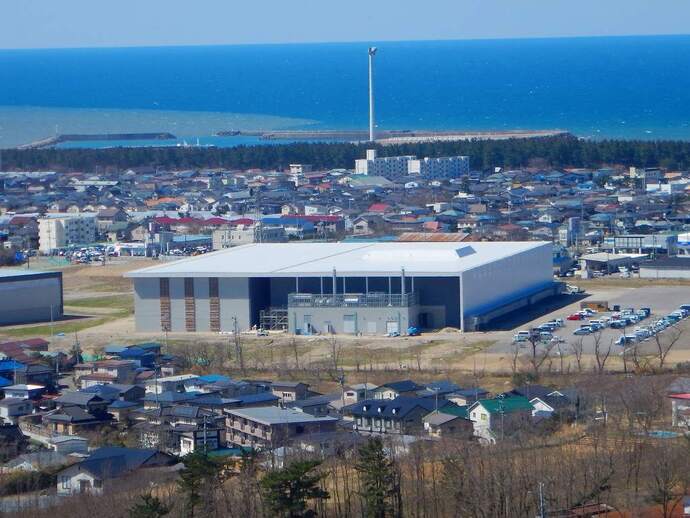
left=396, top=232, right=469, bottom=242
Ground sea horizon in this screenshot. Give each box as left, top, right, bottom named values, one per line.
left=2, top=34, right=690, bottom=147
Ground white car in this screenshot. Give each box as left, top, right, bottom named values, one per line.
left=513, top=331, right=531, bottom=342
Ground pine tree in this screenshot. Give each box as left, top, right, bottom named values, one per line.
left=260, top=459, right=330, bottom=517
left=128, top=493, right=169, bottom=518
left=177, top=451, right=226, bottom=518
left=355, top=437, right=399, bottom=518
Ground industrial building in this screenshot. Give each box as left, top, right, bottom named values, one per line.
left=639, top=257, right=690, bottom=279
left=600, top=233, right=677, bottom=256
left=127, top=241, right=555, bottom=335
left=0, top=269, right=63, bottom=325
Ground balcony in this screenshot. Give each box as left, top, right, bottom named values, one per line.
left=288, top=292, right=419, bottom=308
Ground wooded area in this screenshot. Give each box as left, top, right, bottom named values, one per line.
left=5, top=135, right=690, bottom=171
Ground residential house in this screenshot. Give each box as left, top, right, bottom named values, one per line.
left=56, top=447, right=175, bottom=496
left=423, top=407, right=474, bottom=439
left=343, top=383, right=379, bottom=406
left=347, top=397, right=437, bottom=435
left=0, top=398, right=33, bottom=425
left=468, top=396, right=534, bottom=443
left=74, top=359, right=138, bottom=388
left=288, top=393, right=341, bottom=417
left=270, top=381, right=310, bottom=402
left=14, top=364, right=56, bottom=390
left=2, top=451, right=72, bottom=473
left=146, top=374, right=199, bottom=394
left=3, top=384, right=46, bottom=400
left=372, top=380, right=423, bottom=400
left=446, top=387, right=490, bottom=406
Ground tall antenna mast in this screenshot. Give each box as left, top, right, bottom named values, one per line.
left=368, top=47, right=377, bottom=142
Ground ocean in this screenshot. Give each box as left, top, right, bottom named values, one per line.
left=1, top=35, right=690, bottom=148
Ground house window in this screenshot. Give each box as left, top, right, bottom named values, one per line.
left=481, top=414, right=487, bottom=421
left=94, top=479, right=102, bottom=489
left=61, top=476, right=70, bottom=490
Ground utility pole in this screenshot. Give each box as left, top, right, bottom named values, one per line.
left=368, top=47, right=377, bottom=142
left=233, top=316, right=244, bottom=373
left=49, top=305, right=54, bottom=340
left=538, top=482, right=546, bottom=518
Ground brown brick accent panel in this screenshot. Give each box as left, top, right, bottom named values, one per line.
left=160, top=278, right=171, bottom=331
left=184, top=278, right=196, bottom=332
left=209, top=277, right=220, bottom=332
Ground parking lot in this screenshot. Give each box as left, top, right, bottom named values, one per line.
left=487, top=285, right=690, bottom=356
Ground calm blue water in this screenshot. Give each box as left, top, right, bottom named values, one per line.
left=2, top=35, right=690, bottom=147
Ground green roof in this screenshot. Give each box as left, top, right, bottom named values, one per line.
left=207, top=447, right=253, bottom=458
left=474, top=396, right=533, bottom=414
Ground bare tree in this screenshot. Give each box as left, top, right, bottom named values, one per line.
left=525, top=330, right=554, bottom=379
left=290, top=337, right=300, bottom=370
left=653, top=326, right=683, bottom=370
left=325, top=336, right=343, bottom=381
left=592, top=331, right=612, bottom=374
left=510, top=342, right=521, bottom=376
left=571, top=337, right=584, bottom=373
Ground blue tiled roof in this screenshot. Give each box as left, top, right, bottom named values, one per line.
left=236, top=393, right=279, bottom=405
left=0, top=376, right=13, bottom=388
left=347, top=396, right=436, bottom=419
left=198, top=374, right=231, bottom=384
left=108, top=400, right=139, bottom=409
left=0, top=360, right=24, bottom=373
left=378, top=380, right=422, bottom=393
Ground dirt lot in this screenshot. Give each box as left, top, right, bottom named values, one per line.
left=3, top=260, right=690, bottom=374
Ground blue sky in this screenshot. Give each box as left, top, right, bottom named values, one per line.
left=2, top=0, right=688, bottom=49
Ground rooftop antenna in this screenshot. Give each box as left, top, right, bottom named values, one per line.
left=368, top=47, right=377, bottom=143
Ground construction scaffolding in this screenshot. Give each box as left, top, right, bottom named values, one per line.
left=259, top=307, right=288, bottom=331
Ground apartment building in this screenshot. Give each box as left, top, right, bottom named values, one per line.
left=212, top=225, right=286, bottom=250
left=38, top=215, right=96, bottom=253
left=355, top=149, right=469, bottom=180
left=355, top=149, right=415, bottom=179
left=408, top=156, right=469, bottom=180
left=225, top=407, right=337, bottom=449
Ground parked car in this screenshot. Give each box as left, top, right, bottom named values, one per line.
left=407, top=326, right=421, bottom=336
left=513, top=330, right=531, bottom=342
left=609, top=319, right=626, bottom=329
left=567, top=313, right=584, bottom=321
left=634, top=328, right=651, bottom=340
left=615, top=335, right=637, bottom=346
left=537, top=323, right=558, bottom=333
left=573, top=326, right=593, bottom=336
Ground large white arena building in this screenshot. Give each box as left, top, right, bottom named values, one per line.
left=126, top=241, right=555, bottom=335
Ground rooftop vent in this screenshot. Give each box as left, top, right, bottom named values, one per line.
left=362, top=245, right=475, bottom=263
